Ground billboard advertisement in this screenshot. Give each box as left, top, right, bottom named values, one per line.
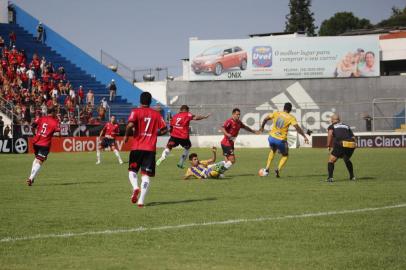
left=189, top=36, right=380, bottom=81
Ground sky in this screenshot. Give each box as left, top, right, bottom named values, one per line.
left=11, top=0, right=406, bottom=77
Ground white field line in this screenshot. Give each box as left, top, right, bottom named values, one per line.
left=1, top=203, right=405, bottom=243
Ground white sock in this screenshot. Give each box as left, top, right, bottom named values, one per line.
left=138, top=175, right=150, bottom=205
left=129, top=171, right=138, bottom=190
left=179, top=148, right=189, bottom=165
left=96, top=149, right=101, bottom=162
left=113, top=149, right=123, bottom=163
left=160, top=148, right=170, bottom=160
left=224, top=161, right=233, bottom=169
left=29, top=160, right=42, bottom=180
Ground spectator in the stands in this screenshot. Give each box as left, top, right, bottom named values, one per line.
left=69, top=87, right=76, bottom=102
left=0, top=36, right=4, bottom=47
left=0, top=115, right=4, bottom=138
left=86, top=89, right=94, bottom=105
left=77, top=85, right=84, bottom=105
left=37, top=22, right=44, bottom=43
left=107, top=79, right=116, bottom=102
left=9, top=31, right=16, bottom=47
left=3, top=125, right=11, bottom=138
left=30, top=53, right=41, bottom=78
left=40, top=56, right=46, bottom=74
left=97, top=102, right=106, bottom=121
left=26, top=67, right=35, bottom=90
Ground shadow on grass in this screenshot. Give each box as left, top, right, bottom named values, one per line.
left=146, top=197, right=217, bottom=207
left=41, top=181, right=105, bottom=186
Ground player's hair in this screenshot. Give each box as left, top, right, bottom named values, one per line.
left=232, top=108, right=240, bottom=114
left=189, top=153, right=198, bottom=160
left=180, top=105, right=189, bottom=112
left=140, top=92, right=152, bottom=106
left=365, top=51, right=375, bottom=58
left=283, top=102, right=293, bottom=113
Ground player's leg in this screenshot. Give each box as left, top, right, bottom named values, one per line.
left=265, top=137, right=278, bottom=173
left=138, top=151, right=156, bottom=207
left=111, top=142, right=123, bottom=164
left=177, top=139, right=192, bottom=168
left=27, top=145, right=48, bottom=186
left=343, top=149, right=355, bottom=180
left=157, top=138, right=175, bottom=166
left=327, top=148, right=340, bottom=182
left=221, top=144, right=235, bottom=171
left=275, top=141, right=289, bottom=178
left=96, top=137, right=107, bottom=164
left=128, top=150, right=141, bottom=203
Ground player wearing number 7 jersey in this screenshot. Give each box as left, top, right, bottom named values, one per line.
left=26, top=107, right=60, bottom=186
left=156, top=105, right=210, bottom=168
left=260, top=102, right=309, bottom=178
left=124, top=92, right=167, bottom=208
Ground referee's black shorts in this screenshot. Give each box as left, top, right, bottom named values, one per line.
left=331, top=145, right=355, bottom=159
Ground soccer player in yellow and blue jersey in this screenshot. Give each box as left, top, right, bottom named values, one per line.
left=184, top=147, right=227, bottom=180
left=260, top=102, right=309, bottom=177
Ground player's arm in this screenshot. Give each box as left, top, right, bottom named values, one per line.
left=158, top=126, right=168, bottom=136
left=293, top=124, right=309, bottom=144
left=260, top=115, right=272, bottom=132
left=192, top=113, right=211, bottom=121
left=99, top=125, right=106, bottom=138
left=220, top=126, right=232, bottom=138
left=326, top=129, right=334, bottom=151
left=123, top=122, right=134, bottom=143
left=206, top=146, right=217, bottom=163
left=242, top=122, right=260, bottom=135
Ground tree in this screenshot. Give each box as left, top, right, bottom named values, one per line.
left=285, top=0, right=316, bottom=36
left=318, top=12, right=372, bottom=36
left=376, top=6, right=406, bottom=27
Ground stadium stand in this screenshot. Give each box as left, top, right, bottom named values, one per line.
left=0, top=22, right=134, bottom=126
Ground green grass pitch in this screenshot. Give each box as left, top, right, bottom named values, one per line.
left=0, top=148, right=405, bottom=270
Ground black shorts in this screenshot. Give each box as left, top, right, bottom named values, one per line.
left=33, top=144, right=50, bottom=161
left=128, top=150, right=156, bottom=176
left=221, top=144, right=235, bottom=157
left=167, top=136, right=191, bottom=149
left=331, top=145, right=355, bottom=159
left=101, top=137, right=115, bottom=148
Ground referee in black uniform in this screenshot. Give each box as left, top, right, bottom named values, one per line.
left=326, top=114, right=356, bottom=182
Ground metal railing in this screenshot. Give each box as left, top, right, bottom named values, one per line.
left=100, top=49, right=169, bottom=83
left=372, top=98, right=406, bottom=132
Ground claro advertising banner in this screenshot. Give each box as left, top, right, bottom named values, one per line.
left=189, top=36, right=380, bottom=81
left=28, top=137, right=132, bottom=153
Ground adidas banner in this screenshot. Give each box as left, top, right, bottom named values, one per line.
left=189, top=36, right=379, bottom=81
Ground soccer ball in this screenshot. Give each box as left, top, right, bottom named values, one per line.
left=258, top=168, right=269, bottom=177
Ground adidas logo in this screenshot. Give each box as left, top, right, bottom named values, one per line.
left=242, top=82, right=335, bottom=131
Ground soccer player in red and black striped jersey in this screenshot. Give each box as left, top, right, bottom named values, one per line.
left=221, top=108, right=259, bottom=171
left=96, top=115, right=123, bottom=165
left=156, top=105, right=210, bottom=168
left=123, top=92, right=167, bottom=208
left=27, top=107, right=60, bottom=186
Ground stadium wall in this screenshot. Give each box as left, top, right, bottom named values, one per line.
left=11, top=4, right=164, bottom=108
left=167, top=76, right=406, bottom=135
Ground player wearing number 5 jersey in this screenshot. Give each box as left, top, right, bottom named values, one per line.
left=124, top=92, right=167, bottom=208
left=26, top=107, right=60, bottom=186
left=156, top=105, right=210, bottom=168
left=260, top=102, right=308, bottom=177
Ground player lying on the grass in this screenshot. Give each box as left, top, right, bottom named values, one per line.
left=184, top=147, right=228, bottom=180
left=326, top=114, right=356, bottom=182
left=27, top=107, right=60, bottom=186
left=157, top=105, right=210, bottom=168
left=96, top=115, right=123, bottom=165
left=260, top=102, right=309, bottom=178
